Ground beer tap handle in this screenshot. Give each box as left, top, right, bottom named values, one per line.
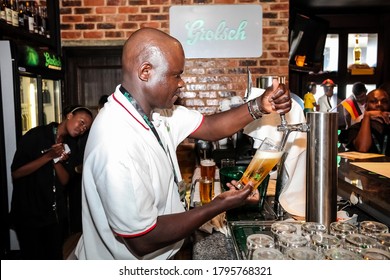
left=280, top=113, right=287, bottom=127
left=279, top=113, right=289, bottom=150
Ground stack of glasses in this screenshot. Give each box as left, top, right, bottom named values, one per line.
left=244, top=220, right=390, bottom=260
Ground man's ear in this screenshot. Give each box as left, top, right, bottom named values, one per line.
left=139, top=62, right=152, bottom=81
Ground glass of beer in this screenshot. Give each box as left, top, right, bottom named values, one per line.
left=199, top=159, right=216, bottom=205
left=235, top=137, right=284, bottom=191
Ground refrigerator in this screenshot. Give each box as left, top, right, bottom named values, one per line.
left=0, top=40, right=63, bottom=253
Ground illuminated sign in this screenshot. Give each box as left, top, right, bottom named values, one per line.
left=43, top=52, right=62, bottom=70
left=169, top=5, right=263, bottom=58
left=19, top=46, right=62, bottom=71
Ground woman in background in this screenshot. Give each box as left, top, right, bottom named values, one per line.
left=10, top=106, right=93, bottom=259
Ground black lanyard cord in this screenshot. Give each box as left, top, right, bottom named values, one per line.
left=119, top=86, right=179, bottom=185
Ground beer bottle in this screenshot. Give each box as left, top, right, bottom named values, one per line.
left=17, top=0, right=24, bottom=28
left=43, top=6, right=49, bottom=38
left=0, top=0, right=6, bottom=22
left=32, top=1, right=38, bottom=33
left=5, top=0, right=12, bottom=25
left=353, top=35, right=362, bottom=65
left=24, top=1, right=34, bottom=33
left=11, top=0, right=18, bottom=27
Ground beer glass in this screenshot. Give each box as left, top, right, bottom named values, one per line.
left=200, top=159, right=216, bottom=178
left=199, top=159, right=216, bottom=205
left=246, top=234, right=275, bottom=259
left=235, top=137, right=284, bottom=190
left=359, top=220, right=389, bottom=238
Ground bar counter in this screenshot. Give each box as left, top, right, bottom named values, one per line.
left=337, top=154, right=390, bottom=226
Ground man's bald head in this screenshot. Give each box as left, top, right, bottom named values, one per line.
left=121, top=28, right=184, bottom=81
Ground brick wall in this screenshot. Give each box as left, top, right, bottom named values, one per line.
left=60, top=0, right=289, bottom=114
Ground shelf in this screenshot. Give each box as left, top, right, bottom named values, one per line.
left=289, top=64, right=323, bottom=73
left=0, top=21, right=56, bottom=49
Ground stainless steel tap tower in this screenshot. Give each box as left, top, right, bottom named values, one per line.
left=277, top=111, right=338, bottom=227
left=305, top=112, right=338, bottom=227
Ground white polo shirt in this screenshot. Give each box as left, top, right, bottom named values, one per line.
left=75, top=85, right=203, bottom=259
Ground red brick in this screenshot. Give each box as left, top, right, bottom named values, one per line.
left=83, top=31, right=104, bottom=39
left=61, top=15, right=83, bottom=23
left=60, top=0, right=289, bottom=113
left=84, top=0, right=105, bottom=6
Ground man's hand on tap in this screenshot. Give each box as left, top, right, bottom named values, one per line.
left=256, top=83, right=292, bottom=114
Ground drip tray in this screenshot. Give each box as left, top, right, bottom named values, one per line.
left=227, top=220, right=274, bottom=260
left=226, top=200, right=277, bottom=259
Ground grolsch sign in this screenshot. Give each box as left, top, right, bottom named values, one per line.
left=169, top=5, right=263, bottom=58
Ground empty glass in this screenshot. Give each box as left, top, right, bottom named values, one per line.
left=324, top=248, right=362, bottom=260
left=301, top=222, right=327, bottom=240
left=362, top=248, right=390, bottom=260
left=375, top=233, right=390, bottom=252
left=251, top=248, right=285, bottom=260
left=344, top=233, right=378, bottom=254
left=246, top=234, right=275, bottom=260
left=271, top=222, right=298, bottom=249
left=330, top=221, right=358, bottom=241
left=359, top=221, right=389, bottom=238
left=311, top=233, right=341, bottom=256
left=278, top=233, right=308, bottom=254
left=286, top=247, right=322, bottom=260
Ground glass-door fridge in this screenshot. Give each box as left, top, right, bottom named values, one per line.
left=19, top=75, right=62, bottom=134
left=15, top=44, right=63, bottom=137
left=0, top=40, right=63, bottom=253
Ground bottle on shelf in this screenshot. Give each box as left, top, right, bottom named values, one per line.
left=1, top=0, right=7, bottom=22
left=42, top=81, right=51, bottom=104
left=11, top=0, right=18, bottom=27
left=17, top=0, right=24, bottom=28
left=32, top=1, right=38, bottom=33
left=43, top=5, right=49, bottom=38
left=5, top=0, right=12, bottom=25
left=37, top=4, right=43, bottom=35
left=353, top=35, right=362, bottom=65
left=24, top=0, right=34, bottom=33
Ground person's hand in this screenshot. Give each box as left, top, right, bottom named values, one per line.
left=46, top=143, right=70, bottom=162
left=366, top=110, right=390, bottom=124
left=257, top=83, right=292, bottom=114
left=226, top=180, right=260, bottom=204
left=213, top=181, right=258, bottom=211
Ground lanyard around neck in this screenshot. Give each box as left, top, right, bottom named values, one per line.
left=119, top=85, right=179, bottom=185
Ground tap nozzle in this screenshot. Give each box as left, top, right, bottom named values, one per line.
left=277, top=122, right=309, bottom=133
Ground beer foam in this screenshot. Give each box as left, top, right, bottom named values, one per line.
left=201, top=159, right=216, bottom=166
left=254, top=150, right=283, bottom=160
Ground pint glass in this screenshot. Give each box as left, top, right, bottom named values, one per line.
left=236, top=137, right=283, bottom=190
left=199, top=159, right=216, bottom=205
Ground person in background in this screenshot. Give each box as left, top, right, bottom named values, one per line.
left=97, top=94, right=109, bottom=112
left=346, top=88, right=390, bottom=156
left=318, top=79, right=345, bottom=128
left=75, top=27, right=292, bottom=260
left=10, top=106, right=93, bottom=259
left=303, top=82, right=319, bottom=115
left=318, top=79, right=336, bottom=112
left=344, top=82, right=367, bottom=128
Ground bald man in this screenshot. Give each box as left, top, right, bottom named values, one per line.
left=75, top=28, right=291, bottom=260
left=347, top=88, right=390, bottom=156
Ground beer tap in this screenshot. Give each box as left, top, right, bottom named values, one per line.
left=277, top=114, right=310, bottom=150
